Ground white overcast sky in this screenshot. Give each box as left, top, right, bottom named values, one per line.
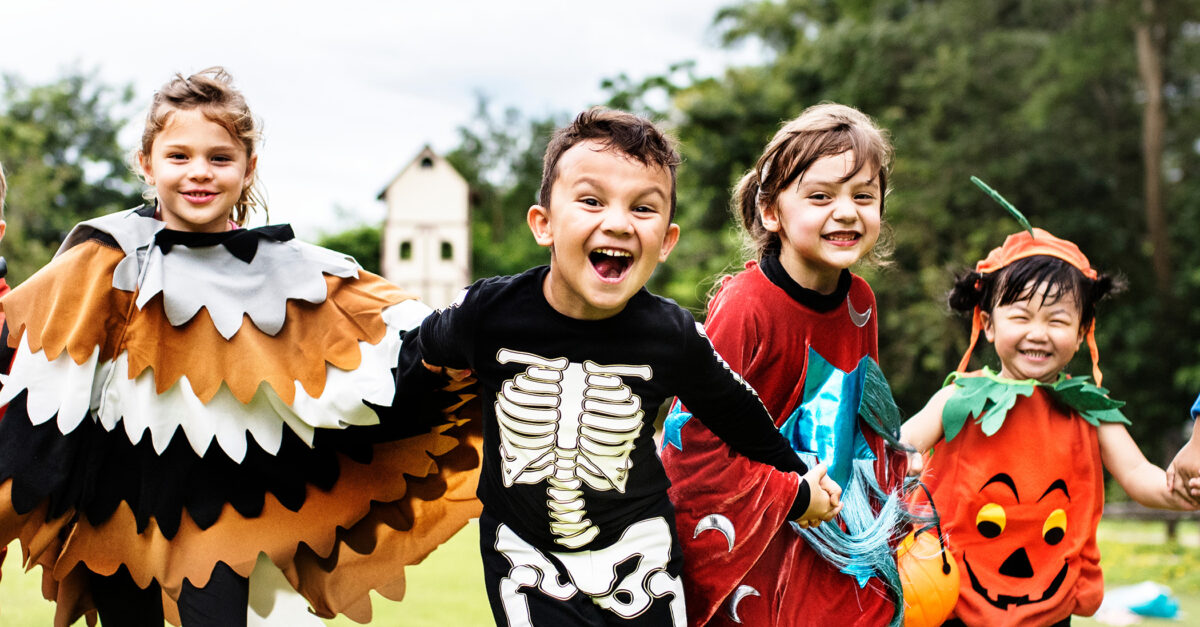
left=1, top=0, right=760, bottom=239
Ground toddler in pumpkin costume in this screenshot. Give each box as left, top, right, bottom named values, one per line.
left=901, top=179, right=1196, bottom=627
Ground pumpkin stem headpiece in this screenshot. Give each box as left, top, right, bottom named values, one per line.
left=957, top=178, right=1104, bottom=384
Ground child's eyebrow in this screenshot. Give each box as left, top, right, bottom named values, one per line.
left=573, top=177, right=668, bottom=200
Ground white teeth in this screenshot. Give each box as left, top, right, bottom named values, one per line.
left=593, top=248, right=632, bottom=257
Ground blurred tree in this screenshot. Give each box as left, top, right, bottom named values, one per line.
left=0, top=70, right=142, bottom=283
left=427, top=0, right=1200, bottom=458
left=316, top=222, right=382, bottom=275
left=444, top=96, right=562, bottom=279
left=607, top=0, right=1200, bottom=457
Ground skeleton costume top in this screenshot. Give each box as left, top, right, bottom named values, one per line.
left=0, top=206, right=482, bottom=626
left=409, top=265, right=807, bottom=553
left=661, top=258, right=907, bottom=627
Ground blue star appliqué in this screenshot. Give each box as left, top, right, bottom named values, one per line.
left=662, top=399, right=691, bottom=452
left=779, top=348, right=875, bottom=489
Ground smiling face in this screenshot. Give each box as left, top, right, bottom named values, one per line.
left=982, top=281, right=1084, bottom=384
left=138, top=108, right=256, bottom=233
left=760, top=150, right=881, bottom=294
left=527, top=140, right=679, bottom=320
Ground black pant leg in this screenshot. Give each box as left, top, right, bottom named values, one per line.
left=176, top=561, right=248, bottom=627
left=88, top=565, right=165, bottom=627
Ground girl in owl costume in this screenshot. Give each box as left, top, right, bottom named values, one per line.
left=0, top=68, right=481, bottom=626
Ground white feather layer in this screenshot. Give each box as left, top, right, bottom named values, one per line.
left=0, top=299, right=435, bottom=462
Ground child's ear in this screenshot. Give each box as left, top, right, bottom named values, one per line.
left=137, top=151, right=155, bottom=185
left=759, top=201, right=782, bottom=233
left=527, top=205, right=553, bottom=248
left=657, top=223, right=681, bottom=262
left=980, top=310, right=996, bottom=342
left=244, top=154, right=258, bottom=187
left=0, top=219, right=7, bottom=245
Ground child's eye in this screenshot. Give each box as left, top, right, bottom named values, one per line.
left=855, top=193, right=876, bottom=202
left=633, top=205, right=657, bottom=214
left=211, top=155, right=233, bottom=163
left=167, top=153, right=187, bottom=160
left=808, top=192, right=831, bottom=202
left=581, top=198, right=600, bottom=207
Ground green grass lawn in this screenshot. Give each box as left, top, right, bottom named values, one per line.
left=4, top=518, right=1199, bottom=625
left=0, top=520, right=492, bottom=626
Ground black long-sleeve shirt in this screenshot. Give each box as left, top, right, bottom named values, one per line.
left=406, top=266, right=807, bottom=552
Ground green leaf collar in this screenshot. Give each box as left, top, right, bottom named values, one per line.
left=942, top=367, right=1129, bottom=442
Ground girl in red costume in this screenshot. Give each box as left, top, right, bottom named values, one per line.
left=902, top=180, right=1197, bottom=626
left=661, top=103, right=909, bottom=627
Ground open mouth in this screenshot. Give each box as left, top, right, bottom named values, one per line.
left=1019, top=350, right=1051, bottom=361
left=182, top=191, right=218, bottom=203
left=822, top=231, right=860, bottom=245
left=963, top=553, right=1069, bottom=609
left=589, top=248, right=634, bottom=282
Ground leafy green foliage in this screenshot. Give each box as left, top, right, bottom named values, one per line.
left=315, top=222, right=382, bottom=275
left=0, top=70, right=143, bottom=284
left=942, top=373, right=1035, bottom=440
left=443, top=97, right=562, bottom=280
left=1044, top=376, right=1129, bottom=427
left=942, top=369, right=1130, bottom=440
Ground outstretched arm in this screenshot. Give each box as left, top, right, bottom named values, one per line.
left=900, top=385, right=954, bottom=476
left=1101, top=423, right=1199, bottom=510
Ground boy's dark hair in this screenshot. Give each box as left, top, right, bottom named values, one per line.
left=949, top=255, right=1122, bottom=330
left=538, top=107, right=681, bottom=220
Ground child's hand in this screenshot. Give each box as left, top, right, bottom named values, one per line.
left=422, top=360, right=473, bottom=382
left=904, top=444, right=925, bottom=477
left=1166, top=431, right=1200, bottom=506
left=795, top=463, right=843, bottom=528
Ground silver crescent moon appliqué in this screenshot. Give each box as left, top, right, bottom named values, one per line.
left=727, top=585, right=761, bottom=624
left=693, top=513, right=736, bottom=552
left=847, top=296, right=872, bottom=328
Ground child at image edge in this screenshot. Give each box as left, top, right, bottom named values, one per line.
left=0, top=68, right=480, bottom=626
left=902, top=217, right=1197, bottom=627
left=661, top=103, right=909, bottom=627
left=409, top=107, right=841, bottom=626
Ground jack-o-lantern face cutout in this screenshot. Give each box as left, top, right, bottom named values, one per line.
left=960, top=473, right=1074, bottom=610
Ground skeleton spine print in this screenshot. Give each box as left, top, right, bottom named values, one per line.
left=494, top=349, right=652, bottom=548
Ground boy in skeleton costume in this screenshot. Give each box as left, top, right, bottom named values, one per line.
left=409, top=108, right=842, bottom=626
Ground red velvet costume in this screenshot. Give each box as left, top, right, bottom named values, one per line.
left=661, top=260, right=905, bottom=626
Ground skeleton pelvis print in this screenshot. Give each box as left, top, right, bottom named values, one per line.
left=495, top=349, right=652, bottom=549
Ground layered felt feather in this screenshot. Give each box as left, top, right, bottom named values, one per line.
left=0, top=207, right=482, bottom=626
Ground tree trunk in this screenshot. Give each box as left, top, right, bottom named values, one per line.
left=1135, top=0, right=1171, bottom=295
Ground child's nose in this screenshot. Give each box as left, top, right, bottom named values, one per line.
left=831, top=196, right=857, bottom=221
left=601, top=207, right=633, bottom=234
left=188, top=161, right=213, bottom=180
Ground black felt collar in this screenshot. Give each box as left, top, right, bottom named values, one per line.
left=150, top=209, right=295, bottom=264
left=759, top=254, right=851, bottom=313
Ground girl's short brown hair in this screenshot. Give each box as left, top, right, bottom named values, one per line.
left=734, top=103, right=893, bottom=262
left=137, top=67, right=265, bottom=225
